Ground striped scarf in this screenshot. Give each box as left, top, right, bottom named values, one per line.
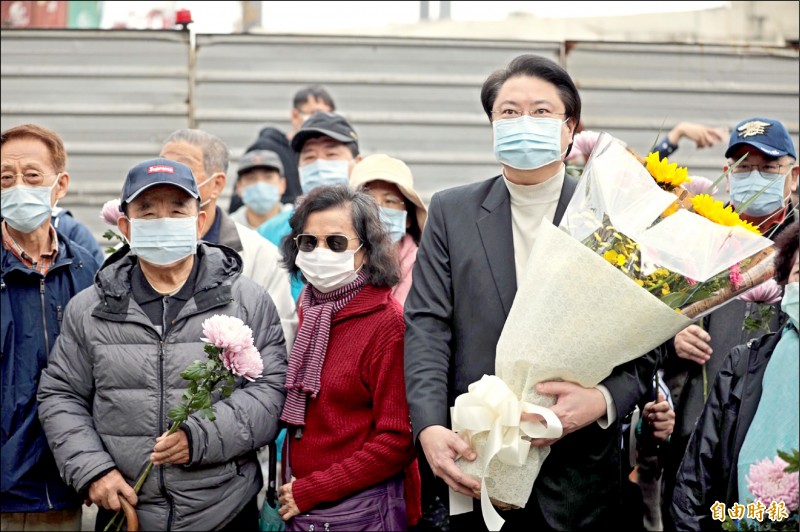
left=280, top=269, right=367, bottom=426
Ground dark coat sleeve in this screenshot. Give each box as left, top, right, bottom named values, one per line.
left=404, top=193, right=453, bottom=442
left=600, top=346, right=659, bottom=422
left=670, top=345, right=745, bottom=532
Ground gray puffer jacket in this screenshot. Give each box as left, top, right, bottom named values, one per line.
left=37, top=243, right=287, bottom=531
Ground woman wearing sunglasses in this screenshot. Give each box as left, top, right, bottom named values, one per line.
left=275, top=184, right=421, bottom=530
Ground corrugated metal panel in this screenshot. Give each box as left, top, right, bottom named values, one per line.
left=0, top=29, right=191, bottom=240
left=566, top=41, right=800, bottom=185
left=193, top=34, right=562, bottom=202
left=2, top=32, right=798, bottom=247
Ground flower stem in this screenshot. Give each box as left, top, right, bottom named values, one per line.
left=696, top=319, right=710, bottom=403
left=103, top=421, right=182, bottom=532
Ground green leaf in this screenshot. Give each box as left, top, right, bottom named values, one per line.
left=778, top=448, right=800, bottom=473
left=181, top=361, right=207, bottom=382
left=204, top=344, right=221, bottom=358
left=201, top=389, right=212, bottom=410
left=168, top=404, right=187, bottom=422
left=198, top=407, right=216, bottom=422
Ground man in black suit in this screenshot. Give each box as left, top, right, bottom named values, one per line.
left=404, top=54, right=657, bottom=531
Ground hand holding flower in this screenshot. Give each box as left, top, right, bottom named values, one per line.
left=674, top=325, right=713, bottom=365
left=104, top=314, right=262, bottom=532
left=151, top=429, right=190, bottom=465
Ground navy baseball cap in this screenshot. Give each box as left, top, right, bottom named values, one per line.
left=121, top=158, right=200, bottom=205
left=290, top=112, right=359, bottom=153
left=725, top=117, right=797, bottom=160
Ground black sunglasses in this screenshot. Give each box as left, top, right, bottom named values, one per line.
left=294, top=233, right=360, bottom=253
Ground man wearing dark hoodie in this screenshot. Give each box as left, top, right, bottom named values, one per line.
left=229, top=85, right=336, bottom=212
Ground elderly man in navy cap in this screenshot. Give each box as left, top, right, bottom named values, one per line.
left=37, top=158, right=288, bottom=531
left=662, top=117, right=798, bottom=527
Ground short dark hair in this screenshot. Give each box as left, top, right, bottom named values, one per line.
left=293, top=85, right=336, bottom=111
left=774, top=221, right=799, bottom=285
left=281, top=185, right=400, bottom=288
left=480, top=54, right=581, bottom=156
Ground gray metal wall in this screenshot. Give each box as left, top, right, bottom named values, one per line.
left=2, top=30, right=798, bottom=247
left=0, top=29, right=191, bottom=241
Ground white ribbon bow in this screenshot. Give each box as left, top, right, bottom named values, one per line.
left=450, top=375, right=562, bottom=531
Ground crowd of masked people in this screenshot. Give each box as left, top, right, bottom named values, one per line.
left=1, top=54, right=797, bottom=532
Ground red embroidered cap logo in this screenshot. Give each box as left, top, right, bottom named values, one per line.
left=147, top=165, right=175, bottom=174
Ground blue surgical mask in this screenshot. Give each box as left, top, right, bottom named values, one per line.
left=242, top=182, right=280, bottom=215
left=299, top=159, right=350, bottom=195
left=729, top=169, right=788, bottom=216
left=129, top=216, right=197, bottom=266
left=493, top=116, right=567, bottom=170
left=379, top=207, right=407, bottom=243
left=782, top=281, right=799, bottom=330
left=0, top=178, right=59, bottom=233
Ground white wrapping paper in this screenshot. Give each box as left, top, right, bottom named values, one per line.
left=453, top=220, right=691, bottom=530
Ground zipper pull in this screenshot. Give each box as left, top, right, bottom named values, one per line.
left=40, top=278, right=46, bottom=294
left=57, top=305, right=63, bottom=323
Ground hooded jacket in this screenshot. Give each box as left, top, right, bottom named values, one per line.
left=37, top=242, right=287, bottom=530
left=670, top=332, right=782, bottom=531
left=1, top=231, right=99, bottom=512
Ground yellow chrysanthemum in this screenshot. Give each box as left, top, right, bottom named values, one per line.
left=645, top=152, right=692, bottom=190
left=691, top=194, right=762, bottom=235
left=603, top=250, right=627, bottom=267
left=662, top=284, right=671, bottom=296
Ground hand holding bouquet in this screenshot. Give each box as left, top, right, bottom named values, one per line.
left=452, top=133, right=776, bottom=531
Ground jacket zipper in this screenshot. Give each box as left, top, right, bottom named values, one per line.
left=158, top=338, right=175, bottom=531
left=40, top=279, right=50, bottom=356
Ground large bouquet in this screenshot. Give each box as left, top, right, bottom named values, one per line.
left=451, top=133, right=777, bottom=531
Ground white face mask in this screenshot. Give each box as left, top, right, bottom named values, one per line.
left=295, top=245, right=363, bottom=293
left=0, top=177, right=59, bottom=233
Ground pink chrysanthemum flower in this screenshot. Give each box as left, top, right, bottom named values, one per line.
left=747, top=457, right=800, bottom=512
left=201, top=314, right=254, bottom=354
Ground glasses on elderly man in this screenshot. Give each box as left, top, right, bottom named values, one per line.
left=0, top=171, right=59, bottom=188
left=731, top=162, right=792, bottom=175
left=294, top=233, right=360, bottom=253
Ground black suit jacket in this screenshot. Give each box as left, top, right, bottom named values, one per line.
left=404, top=172, right=657, bottom=529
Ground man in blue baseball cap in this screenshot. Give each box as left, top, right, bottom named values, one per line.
left=723, top=117, right=798, bottom=232
left=662, top=117, right=798, bottom=529
left=38, top=157, right=288, bottom=531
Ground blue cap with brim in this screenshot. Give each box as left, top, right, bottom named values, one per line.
left=121, top=158, right=200, bottom=205
left=724, top=117, right=797, bottom=160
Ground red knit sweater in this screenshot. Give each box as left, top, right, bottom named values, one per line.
left=288, top=285, right=421, bottom=524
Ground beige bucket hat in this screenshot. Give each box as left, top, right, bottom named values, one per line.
left=350, top=154, right=427, bottom=231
